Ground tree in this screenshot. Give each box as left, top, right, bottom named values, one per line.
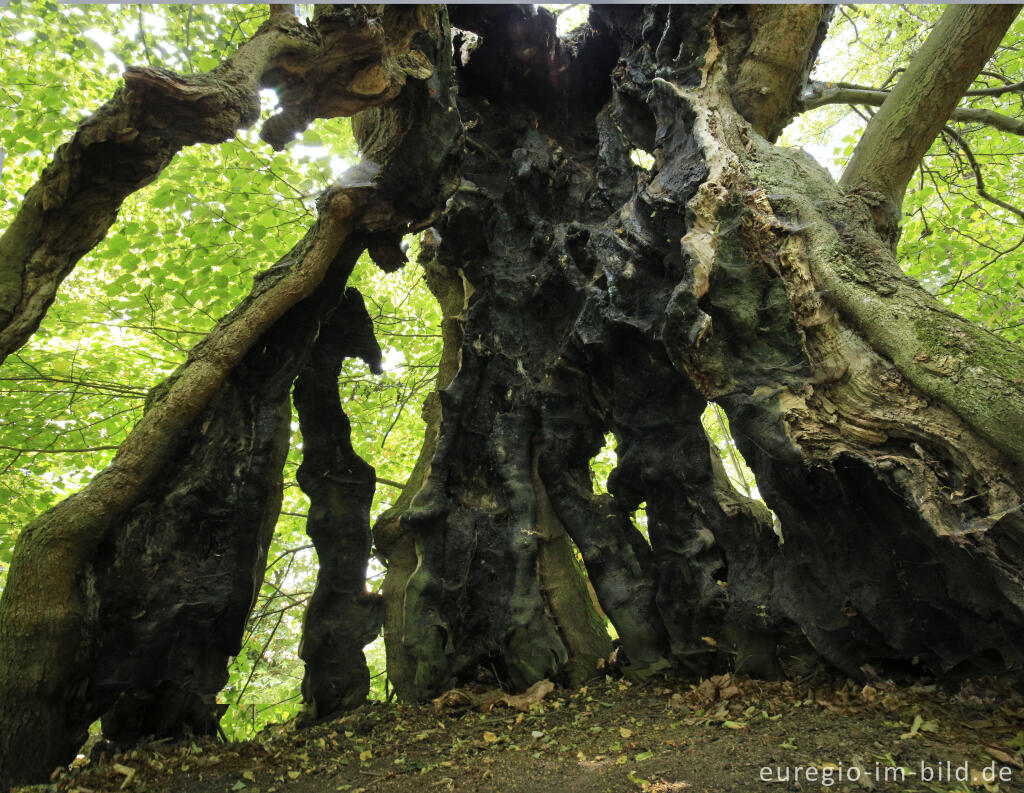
left=1, top=3, right=1023, bottom=789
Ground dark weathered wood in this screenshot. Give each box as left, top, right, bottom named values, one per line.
left=379, top=3, right=1024, bottom=701
left=0, top=6, right=463, bottom=786
left=4, top=6, right=1024, bottom=790
left=93, top=245, right=368, bottom=744
left=294, top=285, right=384, bottom=722
left=0, top=188, right=364, bottom=788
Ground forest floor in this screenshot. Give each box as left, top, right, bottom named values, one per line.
left=23, top=674, right=1024, bottom=793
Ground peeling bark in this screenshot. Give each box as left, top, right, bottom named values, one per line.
left=661, top=24, right=1024, bottom=680
left=381, top=3, right=1024, bottom=702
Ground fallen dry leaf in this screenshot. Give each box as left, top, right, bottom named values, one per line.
left=984, top=745, right=1024, bottom=769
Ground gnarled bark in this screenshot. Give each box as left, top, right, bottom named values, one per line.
left=0, top=184, right=363, bottom=788
left=378, top=5, right=786, bottom=700
left=4, top=6, right=1024, bottom=789
left=373, top=237, right=470, bottom=701
left=380, top=3, right=1024, bottom=702
left=0, top=4, right=446, bottom=368
left=93, top=241, right=370, bottom=745
left=0, top=5, right=462, bottom=786
left=661, top=15, right=1024, bottom=679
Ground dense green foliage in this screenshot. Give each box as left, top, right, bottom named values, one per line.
left=1, top=2, right=1021, bottom=737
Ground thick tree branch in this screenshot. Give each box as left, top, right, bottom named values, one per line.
left=799, top=81, right=1024, bottom=137
left=0, top=183, right=365, bottom=788
left=727, top=4, right=832, bottom=142
left=0, top=5, right=439, bottom=369
left=0, top=5, right=464, bottom=782
left=838, top=4, right=1022, bottom=244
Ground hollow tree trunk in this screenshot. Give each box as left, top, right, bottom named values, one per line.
left=378, top=5, right=791, bottom=700
left=0, top=6, right=462, bottom=787
left=378, top=4, right=1024, bottom=701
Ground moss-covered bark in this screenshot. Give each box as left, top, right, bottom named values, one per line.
left=661, top=17, right=1024, bottom=679
left=4, top=7, right=1024, bottom=789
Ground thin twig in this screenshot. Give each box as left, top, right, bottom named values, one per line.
left=185, top=7, right=195, bottom=73
left=0, top=444, right=120, bottom=454
left=137, top=4, right=154, bottom=65
left=940, top=125, right=1024, bottom=223
left=712, top=405, right=752, bottom=499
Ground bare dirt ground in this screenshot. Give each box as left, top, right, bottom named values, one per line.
left=21, top=675, right=1024, bottom=793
